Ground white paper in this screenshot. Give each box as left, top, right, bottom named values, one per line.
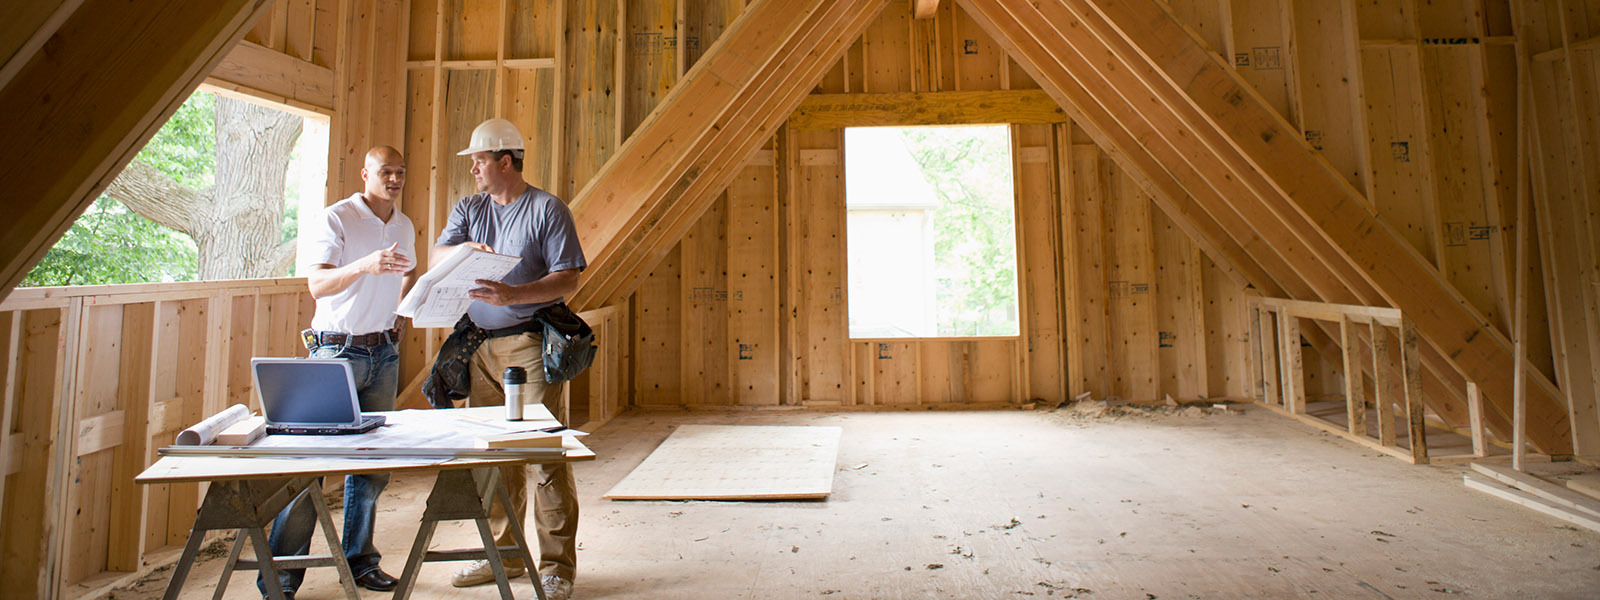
left=242, top=406, right=582, bottom=457
left=175, top=404, right=252, bottom=446
left=397, top=246, right=521, bottom=327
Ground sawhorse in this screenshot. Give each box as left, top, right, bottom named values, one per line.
left=395, top=465, right=544, bottom=600
left=163, top=476, right=360, bottom=600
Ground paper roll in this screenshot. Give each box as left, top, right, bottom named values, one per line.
left=175, top=404, right=252, bottom=446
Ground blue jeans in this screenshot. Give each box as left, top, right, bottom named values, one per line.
left=258, top=342, right=398, bottom=593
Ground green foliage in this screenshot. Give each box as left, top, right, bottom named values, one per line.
left=24, top=90, right=315, bottom=286
left=899, top=126, right=1019, bottom=336
left=21, top=197, right=198, bottom=287
left=21, top=92, right=216, bottom=287
left=135, top=92, right=216, bottom=189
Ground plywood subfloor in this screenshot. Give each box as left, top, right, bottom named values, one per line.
left=603, top=424, right=841, bottom=500
left=123, top=406, right=1600, bottom=599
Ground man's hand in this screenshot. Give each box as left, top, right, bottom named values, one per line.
left=469, top=279, right=519, bottom=306
left=361, top=242, right=414, bottom=276
left=460, top=242, right=493, bottom=254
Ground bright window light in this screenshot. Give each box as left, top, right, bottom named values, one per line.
left=844, top=125, right=1019, bottom=338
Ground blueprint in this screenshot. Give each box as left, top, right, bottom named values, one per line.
left=397, top=246, right=521, bottom=327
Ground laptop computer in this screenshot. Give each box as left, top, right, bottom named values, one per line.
left=252, top=357, right=386, bottom=435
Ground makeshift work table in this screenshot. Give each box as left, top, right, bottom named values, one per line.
left=136, top=405, right=594, bottom=600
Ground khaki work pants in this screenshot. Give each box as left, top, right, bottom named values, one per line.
left=466, top=331, right=579, bottom=580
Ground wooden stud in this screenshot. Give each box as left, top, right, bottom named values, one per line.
left=1372, top=320, right=1396, bottom=448
left=1341, top=316, right=1365, bottom=437
left=1258, top=306, right=1279, bottom=407
left=1467, top=381, right=1487, bottom=458
left=1400, top=317, right=1428, bottom=464
left=1278, top=310, right=1304, bottom=414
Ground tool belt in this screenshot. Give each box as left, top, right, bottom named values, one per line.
left=421, top=305, right=595, bottom=408
left=532, top=303, right=596, bottom=384
left=301, top=328, right=400, bottom=349
left=484, top=319, right=541, bottom=339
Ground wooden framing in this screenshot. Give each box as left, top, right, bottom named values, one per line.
left=568, top=0, right=897, bottom=311
left=3, top=0, right=1599, bottom=591
left=1248, top=296, right=1432, bottom=464
left=956, top=0, right=1574, bottom=453
left=788, top=89, right=1065, bottom=130
left=0, top=0, right=273, bottom=304
left=0, top=279, right=311, bottom=597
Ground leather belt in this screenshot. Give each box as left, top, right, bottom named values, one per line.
left=311, top=328, right=400, bottom=347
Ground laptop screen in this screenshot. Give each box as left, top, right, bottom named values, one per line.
left=255, top=359, right=361, bottom=426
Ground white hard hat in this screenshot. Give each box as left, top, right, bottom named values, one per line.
left=457, top=118, right=525, bottom=156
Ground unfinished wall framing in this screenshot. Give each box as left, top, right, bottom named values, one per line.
left=4, top=1, right=1600, bottom=596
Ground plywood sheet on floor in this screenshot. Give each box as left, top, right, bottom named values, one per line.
left=603, top=425, right=841, bottom=500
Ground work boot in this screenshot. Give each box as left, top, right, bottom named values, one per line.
left=541, top=574, right=574, bottom=600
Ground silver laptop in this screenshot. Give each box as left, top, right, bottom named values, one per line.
left=253, top=357, right=386, bottom=435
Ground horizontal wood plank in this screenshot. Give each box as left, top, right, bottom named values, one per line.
left=788, top=89, right=1066, bottom=129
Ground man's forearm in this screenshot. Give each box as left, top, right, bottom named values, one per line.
left=509, top=269, right=580, bottom=305
left=307, top=264, right=364, bottom=298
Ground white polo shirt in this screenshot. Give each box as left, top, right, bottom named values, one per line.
left=302, top=193, right=416, bottom=335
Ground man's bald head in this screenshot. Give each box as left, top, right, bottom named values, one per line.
left=365, top=145, right=403, bottom=170
left=361, top=146, right=406, bottom=203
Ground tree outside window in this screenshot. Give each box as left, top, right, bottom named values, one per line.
left=844, top=125, right=1019, bottom=338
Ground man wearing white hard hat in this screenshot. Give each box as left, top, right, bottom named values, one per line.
left=432, top=118, right=585, bottom=600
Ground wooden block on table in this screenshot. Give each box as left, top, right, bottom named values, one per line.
left=475, top=430, right=562, bottom=449
left=216, top=416, right=266, bottom=446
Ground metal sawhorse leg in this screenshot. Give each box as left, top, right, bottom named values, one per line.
left=394, top=466, right=545, bottom=600
left=163, top=476, right=361, bottom=600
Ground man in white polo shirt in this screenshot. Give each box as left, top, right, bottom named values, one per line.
left=257, top=146, right=415, bottom=599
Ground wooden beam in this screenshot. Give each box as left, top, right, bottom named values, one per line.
left=974, top=0, right=1568, bottom=452
left=914, top=0, right=941, bottom=20
left=953, top=0, right=1277, bottom=295
left=0, top=0, right=273, bottom=302
left=204, top=39, right=335, bottom=113
left=968, top=0, right=1488, bottom=441
left=788, top=89, right=1065, bottom=129
left=0, top=0, right=87, bottom=91
left=1341, top=316, right=1365, bottom=437
left=567, top=0, right=895, bottom=311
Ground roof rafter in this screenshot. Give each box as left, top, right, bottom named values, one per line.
left=0, top=0, right=272, bottom=302
left=958, top=0, right=1567, bottom=452
left=568, top=0, right=895, bottom=310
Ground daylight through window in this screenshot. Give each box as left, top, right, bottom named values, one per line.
left=844, top=125, right=1019, bottom=338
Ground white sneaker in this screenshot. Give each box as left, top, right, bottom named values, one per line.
left=541, top=574, right=574, bottom=600
left=450, top=559, right=526, bottom=587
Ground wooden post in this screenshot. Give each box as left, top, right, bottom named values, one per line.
left=1259, top=306, right=1279, bottom=406
left=0, top=312, right=20, bottom=535
left=1372, top=321, right=1396, bottom=448
left=1400, top=317, right=1428, bottom=464
left=1278, top=310, right=1304, bottom=414
left=1511, top=20, right=1532, bottom=471
left=1248, top=303, right=1262, bottom=403
left=1467, top=381, right=1487, bottom=458
left=1341, top=316, right=1365, bottom=436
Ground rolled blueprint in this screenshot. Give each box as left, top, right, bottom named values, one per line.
left=175, top=404, right=251, bottom=446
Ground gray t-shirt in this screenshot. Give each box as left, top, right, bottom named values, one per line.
left=434, top=186, right=586, bottom=330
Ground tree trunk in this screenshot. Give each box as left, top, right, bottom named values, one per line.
left=197, top=97, right=302, bottom=279
left=104, top=96, right=303, bottom=280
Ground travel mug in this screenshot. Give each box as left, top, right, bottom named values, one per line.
left=503, top=366, right=526, bottom=420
